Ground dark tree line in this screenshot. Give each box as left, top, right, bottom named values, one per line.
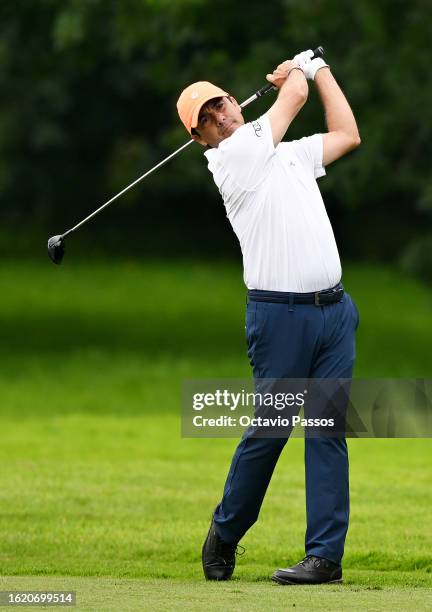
left=0, top=0, right=431, bottom=278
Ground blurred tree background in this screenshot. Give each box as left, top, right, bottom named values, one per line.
left=0, top=0, right=431, bottom=279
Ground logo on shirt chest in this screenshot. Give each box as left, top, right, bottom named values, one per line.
left=251, top=120, right=262, bottom=137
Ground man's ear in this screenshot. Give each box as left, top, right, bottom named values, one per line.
left=191, top=132, right=208, bottom=146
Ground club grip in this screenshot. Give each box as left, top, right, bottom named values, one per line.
left=256, top=46, right=324, bottom=98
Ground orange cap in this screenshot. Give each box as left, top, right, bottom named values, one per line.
left=177, top=81, right=229, bottom=134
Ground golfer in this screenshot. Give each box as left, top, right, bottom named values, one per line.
left=177, top=50, right=360, bottom=585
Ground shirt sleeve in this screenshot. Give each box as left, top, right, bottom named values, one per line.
left=289, top=134, right=326, bottom=179
left=215, top=113, right=275, bottom=190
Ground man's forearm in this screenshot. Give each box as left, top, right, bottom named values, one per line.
left=267, top=64, right=308, bottom=146
left=314, top=68, right=360, bottom=141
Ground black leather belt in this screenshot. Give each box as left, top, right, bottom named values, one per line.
left=248, top=282, right=344, bottom=306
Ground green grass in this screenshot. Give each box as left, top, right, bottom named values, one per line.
left=0, top=260, right=431, bottom=609
left=0, top=575, right=431, bottom=611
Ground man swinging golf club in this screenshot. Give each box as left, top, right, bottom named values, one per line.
left=177, top=49, right=361, bottom=585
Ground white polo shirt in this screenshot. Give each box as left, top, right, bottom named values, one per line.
left=204, top=113, right=342, bottom=292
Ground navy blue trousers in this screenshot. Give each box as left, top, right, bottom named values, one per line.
left=213, top=291, right=359, bottom=565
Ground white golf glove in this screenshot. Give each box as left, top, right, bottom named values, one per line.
left=293, top=49, right=329, bottom=80
left=293, top=49, right=314, bottom=69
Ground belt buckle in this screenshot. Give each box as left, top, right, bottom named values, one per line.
left=314, top=292, right=322, bottom=306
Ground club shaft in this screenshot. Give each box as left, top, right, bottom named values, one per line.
left=62, top=45, right=324, bottom=238
left=63, top=139, right=194, bottom=237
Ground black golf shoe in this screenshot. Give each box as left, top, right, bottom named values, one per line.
left=202, top=519, right=243, bottom=580
left=272, top=555, right=342, bottom=585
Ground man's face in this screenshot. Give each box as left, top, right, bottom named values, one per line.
left=192, top=96, right=244, bottom=147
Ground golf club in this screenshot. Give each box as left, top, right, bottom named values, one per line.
left=47, top=46, right=324, bottom=264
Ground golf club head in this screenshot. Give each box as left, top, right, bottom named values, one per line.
left=47, top=235, right=65, bottom=265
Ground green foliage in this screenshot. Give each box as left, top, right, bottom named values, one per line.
left=401, top=235, right=432, bottom=282
left=0, top=1, right=431, bottom=265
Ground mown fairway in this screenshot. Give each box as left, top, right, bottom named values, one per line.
left=0, top=260, right=431, bottom=610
